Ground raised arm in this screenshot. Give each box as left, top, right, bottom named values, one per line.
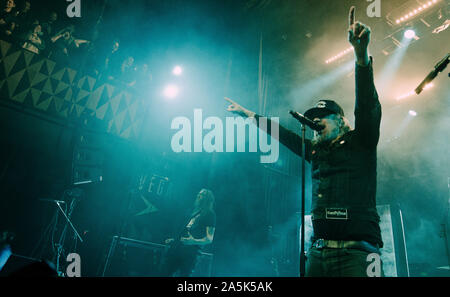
left=348, top=6, right=381, bottom=147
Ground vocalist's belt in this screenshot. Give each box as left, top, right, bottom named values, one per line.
left=312, top=239, right=380, bottom=254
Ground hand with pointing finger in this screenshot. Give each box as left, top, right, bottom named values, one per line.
left=225, top=97, right=256, bottom=118
left=348, top=6, right=371, bottom=66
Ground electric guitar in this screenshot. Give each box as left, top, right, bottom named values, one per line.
left=164, top=211, right=201, bottom=255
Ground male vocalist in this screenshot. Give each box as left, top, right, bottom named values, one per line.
left=225, top=7, right=383, bottom=277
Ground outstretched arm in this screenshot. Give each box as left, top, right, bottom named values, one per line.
left=348, top=6, right=381, bottom=147
left=225, top=97, right=311, bottom=159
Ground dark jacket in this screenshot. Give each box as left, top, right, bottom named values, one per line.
left=255, top=58, right=383, bottom=247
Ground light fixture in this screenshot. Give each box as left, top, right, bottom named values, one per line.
left=394, top=0, right=440, bottom=24
left=408, top=110, right=417, bottom=116
left=163, top=84, right=179, bottom=99
left=325, top=47, right=353, bottom=64
left=172, top=66, right=183, bottom=76
left=404, top=29, right=416, bottom=39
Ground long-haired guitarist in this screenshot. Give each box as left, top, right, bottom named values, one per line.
left=162, top=188, right=216, bottom=276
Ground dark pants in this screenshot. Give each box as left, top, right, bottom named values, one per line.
left=306, top=246, right=384, bottom=277
left=160, top=245, right=199, bottom=277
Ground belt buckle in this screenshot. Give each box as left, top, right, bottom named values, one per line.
left=314, top=239, right=325, bottom=249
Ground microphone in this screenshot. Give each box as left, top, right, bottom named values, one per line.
left=415, top=53, right=449, bottom=94
left=289, top=111, right=325, bottom=131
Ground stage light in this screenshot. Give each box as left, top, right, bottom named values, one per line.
left=404, top=29, right=416, bottom=39
left=163, top=84, right=179, bottom=99
left=173, top=66, right=183, bottom=76
left=396, top=83, right=433, bottom=100
left=325, top=46, right=353, bottom=64
left=393, top=0, right=440, bottom=25
left=409, top=110, right=417, bottom=117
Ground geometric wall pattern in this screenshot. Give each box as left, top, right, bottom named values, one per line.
left=0, top=40, right=144, bottom=139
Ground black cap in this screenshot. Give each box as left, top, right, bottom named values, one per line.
left=304, top=100, right=344, bottom=120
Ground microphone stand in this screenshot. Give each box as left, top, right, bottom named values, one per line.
left=442, top=177, right=450, bottom=270
left=54, top=200, right=83, bottom=243
left=415, top=53, right=449, bottom=94
left=54, top=198, right=83, bottom=276
left=299, top=124, right=307, bottom=277
left=289, top=111, right=317, bottom=277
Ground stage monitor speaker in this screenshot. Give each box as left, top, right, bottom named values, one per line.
left=101, top=236, right=213, bottom=277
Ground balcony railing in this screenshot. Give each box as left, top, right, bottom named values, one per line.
left=0, top=40, right=144, bottom=140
